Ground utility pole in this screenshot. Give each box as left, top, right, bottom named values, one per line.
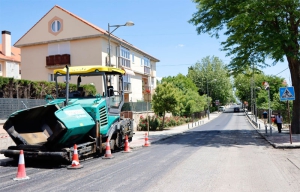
left=207, top=79, right=210, bottom=120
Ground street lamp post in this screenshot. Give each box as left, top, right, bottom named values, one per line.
left=263, top=81, right=271, bottom=135
left=207, top=79, right=210, bottom=120
left=255, top=87, right=261, bottom=127
left=107, top=21, right=134, bottom=67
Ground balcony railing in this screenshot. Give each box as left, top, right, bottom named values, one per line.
left=143, top=85, right=152, bottom=102
left=118, top=57, right=131, bottom=68
left=143, top=85, right=152, bottom=94
left=144, top=66, right=150, bottom=75
left=46, top=54, right=70, bottom=67
left=124, top=82, right=132, bottom=92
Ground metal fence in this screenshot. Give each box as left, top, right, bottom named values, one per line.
left=122, top=102, right=152, bottom=112
left=0, top=100, right=150, bottom=119
left=0, top=98, right=47, bottom=119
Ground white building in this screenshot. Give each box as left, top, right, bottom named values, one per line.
left=14, top=5, right=159, bottom=102
left=0, top=31, right=21, bottom=79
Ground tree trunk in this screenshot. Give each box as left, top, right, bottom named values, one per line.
left=287, top=57, right=300, bottom=134
left=161, top=111, right=165, bottom=131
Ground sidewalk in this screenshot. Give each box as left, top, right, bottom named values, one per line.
left=0, top=120, right=15, bottom=152
left=246, top=112, right=300, bottom=148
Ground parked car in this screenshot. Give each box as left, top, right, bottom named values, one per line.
left=218, top=106, right=225, bottom=112
left=234, top=107, right=240, bottom=112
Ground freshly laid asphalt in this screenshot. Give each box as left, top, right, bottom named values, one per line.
left=1, top=109, right=300, bottom=164
left=130, top=110, right=300, bottom=149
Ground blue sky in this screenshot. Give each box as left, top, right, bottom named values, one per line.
left=0, top=0, right=291, bottom=85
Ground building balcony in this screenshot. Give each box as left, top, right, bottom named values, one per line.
left=142, top=85, right=152, bottom=94
left=118, top=57, right=131, bottom=68
left=124, top=82, right=132, bottom=93
left=143, top=86, right=153, bottom=102
left=144, top=66, right=150, bottom=75
left=46, top=54, right=70, bottom=68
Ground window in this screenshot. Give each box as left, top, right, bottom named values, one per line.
left=144, top=57, right=150, bottom=67
left=0, top=64, right=2, bottom=71
left=131, top=53, right=135, bottom=63
left=49, top=74, right=54, bottom=82
left=141, top=57, right=150, bottom=67
left=123, top=74, right=131, bottom=92
left=120, top=47, right=130, bottom=59
left=119, top=47, right=131, bottom=68
left=124, top=74, right=131, bottom=83
left=48, top=42, right=70, bottom=55
left=51, top=20, right=61, bottom=32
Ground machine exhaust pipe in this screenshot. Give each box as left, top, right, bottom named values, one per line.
left=65, top=65, right=69, bottom=105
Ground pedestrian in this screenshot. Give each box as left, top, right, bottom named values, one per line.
left=262, top=110, right=268, bottom=125
left=276, top=113, right=283, bottom=133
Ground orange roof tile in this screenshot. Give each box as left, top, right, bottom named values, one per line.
left=0, top=45, right=21, bottom=63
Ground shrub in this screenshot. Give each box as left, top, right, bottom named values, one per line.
left=138, top=115, right=204, bottom=131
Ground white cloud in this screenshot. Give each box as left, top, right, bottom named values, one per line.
left=176, top=44, right=184, bottom=48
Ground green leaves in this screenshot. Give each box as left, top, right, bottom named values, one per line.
left=190, top=1, right=300, bottom=133
left=152, top=82, right=178, bottom=114
left=187, top=56, right=233, bottom=106
left=152, top=74, right=207, bottom=117
left=189, top=0, right=300, bottom=70
left=234, top=71, right=285, bottom=109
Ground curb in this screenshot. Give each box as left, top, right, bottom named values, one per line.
left=245, top=112, right=300, bottom=149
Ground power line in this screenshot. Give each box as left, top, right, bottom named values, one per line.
left=275, top=67, right=289, bottom=76
left=158, top=60, right=231, bottom=67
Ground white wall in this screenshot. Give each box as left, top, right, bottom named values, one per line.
left=5, top=61, right=20, bottom=79
left=130, top=74, right=143, bottom=101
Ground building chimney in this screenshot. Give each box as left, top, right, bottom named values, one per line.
left=2, top=30, right=11, bottom=57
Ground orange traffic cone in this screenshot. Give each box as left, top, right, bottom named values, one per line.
left=67, top=144, right=83, bottom=169
left=143, top=133, right=151, bottom=147
left=103, top=139, right=114, bottom=159
left=122, top=135, right=131, bottom=153
left=14, top=150, right=30, bottom=180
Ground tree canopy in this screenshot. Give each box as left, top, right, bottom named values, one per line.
left=162, top=74, right=207, bottom=116
left=152, top=82, right=178, bottom=128
left=189, top=0, right=300, bottom=133
left=187, top=56, right=233, bottom=107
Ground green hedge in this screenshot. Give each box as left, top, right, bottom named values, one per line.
left=0, top=76, right=96, bottom=99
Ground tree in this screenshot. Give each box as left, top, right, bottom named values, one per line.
left=187, top=56, right=232, bottom=106
left=234, top=72, right=284, bottom=107
left=152, top=82, right=178, bottom=130
left=161, top=74, right=207, bottom=116
left=234, top=71, right=285, bottom=113
left=189, top=0, right=300, bottom=133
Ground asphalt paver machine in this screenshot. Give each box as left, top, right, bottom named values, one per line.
left=0, top=65, right=134, bottom=162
